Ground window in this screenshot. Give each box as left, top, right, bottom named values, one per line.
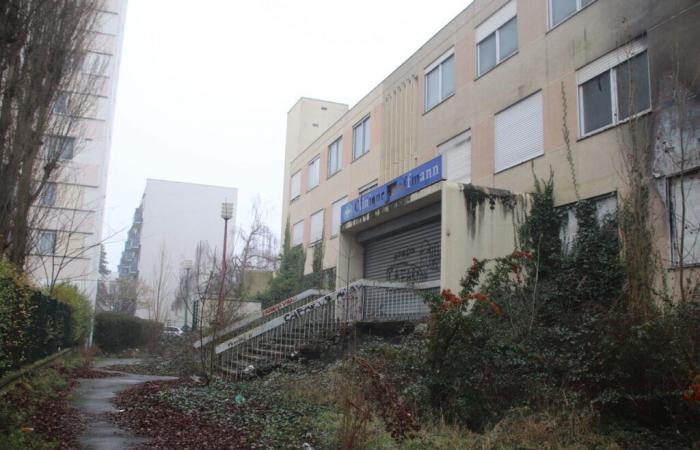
left=352, top=116, right=371, bottom=160
left=328, top=138, right=342, bottom=176
left=439, top=131, right=471, bottom=183
left=40, top=183, right=57, bottom=206
left=670, top=173, right=700, bottom=266
left=425, top=49, right=455, bottom=111
left=37, top=230, right=56, bottom=255
left=310, top=209, right=324, bottom=243
left=577, top=39, right=650, bottom=136
left=549, top=0, right=595, bottom=28
left=331, top=197, right=347, bottom=237
left=53, top=92, right=70, bottom=114
left=290, top=171, right=301, bottom=200
left=560, top=194, right=617, bottom=250
left=358, top=180, right=378, bottom=196
left=99, top=11, right=120, bottom=35
left=292, top=220, right=304, bottom=246
left=495, top=91, right=544, bottom=172
left=308, top=157, right=320, bottom=190
left=44, top=136, right=75, bottom=160
left=476, top=0, right=517, bottom=76
left=83, top=52, right=110, bottom=75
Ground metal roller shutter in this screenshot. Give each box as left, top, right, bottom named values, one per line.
left=363, top=219, right=441, bottom=283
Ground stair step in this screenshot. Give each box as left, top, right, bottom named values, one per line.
left=249, top=347, right=287, bottom=357
left=241, top=353, right=268, bottom=362
left=266, top=342, right=297, bottom=351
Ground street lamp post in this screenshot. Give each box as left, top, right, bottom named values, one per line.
left=181, top=259, right=192, bottom=331
left=216, top=201, right=234, bottom=326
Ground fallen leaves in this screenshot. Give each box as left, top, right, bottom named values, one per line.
left=110, top=379, right=251, bottom=449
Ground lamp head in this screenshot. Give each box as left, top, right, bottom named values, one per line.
left=221, top=202, right=234, bottom=220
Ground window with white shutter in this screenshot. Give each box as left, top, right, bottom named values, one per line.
left=670, top=172, right=700, bottom=266
left=495, top=91, right=544, bottom=172
left=439, top=131, right=471, bottom=183
left=331, top=197, right=347, bottom=238
left=353, top=116, right=371, bottom=160
left=290, top=171, right=301, bottom=200
left=310, top=209, right=324, bottom=243
left=425, top=48, right=455, bottom=111
left=576, top=38, right=650, bottom=136
left=560, top=194, right=617, bottom=250
left=476, top=0, right=517, bottom=76
left=308, top=157, right=320, bottom=190
left=292, top=220, right=304, bottom=246
left=328, top=138, right=342, bottom=176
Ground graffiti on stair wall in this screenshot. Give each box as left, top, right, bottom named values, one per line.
left=283, top=285, right=359, bottom=322
left=385, top=239, right=440, bottom=283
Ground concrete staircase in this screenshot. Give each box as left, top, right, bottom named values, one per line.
left=204, top=280, right=439, bottom=379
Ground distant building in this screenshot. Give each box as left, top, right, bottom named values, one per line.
left=118, top=179, right=238, bottom=326
left=27, top=0, right=128, bottom=304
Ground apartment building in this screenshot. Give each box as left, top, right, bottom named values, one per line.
left=27, top=0, right=128, bottom=303
left=118, top=179, right=238, bottom=327
left=281, top=0, right=700, bottom=312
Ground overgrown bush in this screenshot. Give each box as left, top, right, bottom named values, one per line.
left=49, top=283, right=93, bottom=344
left=93, top=312, right=162, bottom=353
left=0, top=261, right=34, bottom=375
left=0, top=262, right=72, bottom=376
left=419, top=177, right=700, bottom=445
left=258, top=218, right=306, bottom=308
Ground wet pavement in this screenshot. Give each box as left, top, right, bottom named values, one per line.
left=72, top=358, right=177, bottom=450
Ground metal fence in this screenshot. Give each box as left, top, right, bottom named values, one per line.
left=212, top=279, right=439, bottom=379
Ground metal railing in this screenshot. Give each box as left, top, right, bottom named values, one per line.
left=193, top=289, right=325, bottom=349
left=213, top=279, right=439, bottom=379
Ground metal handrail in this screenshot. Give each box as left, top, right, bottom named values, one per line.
left=214, top=279, right=439, bottom=355
left=193, top=289, right=325, bottom=348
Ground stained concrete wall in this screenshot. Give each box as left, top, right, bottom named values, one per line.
left=441, top=182, right=528, bottom=293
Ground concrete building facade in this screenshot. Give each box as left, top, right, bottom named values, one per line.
left=27, top=0, right=129, bottom=303
left=119, top=179, right=238, bottom=327
left=281, top=0, right=700, bottom=307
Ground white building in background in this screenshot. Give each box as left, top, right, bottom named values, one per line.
left=27, top=0, right=128, bottom=303
left=119, top=179, right=238, bottom=327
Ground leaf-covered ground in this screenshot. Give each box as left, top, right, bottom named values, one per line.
left=110, top=365, right=333, bottom=449
left=0, top=356, right=105, bottom=449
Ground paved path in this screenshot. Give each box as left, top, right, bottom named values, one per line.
left=72, top=358, right=177, bottom=450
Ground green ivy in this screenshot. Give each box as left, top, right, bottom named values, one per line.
left=419, top=176, right=699, bottom=444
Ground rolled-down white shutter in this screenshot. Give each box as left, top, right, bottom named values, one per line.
left=439, top=131, right=471, bottom=183
left=310, top=210, right=324, bottom=243
left=495, top=91, right=544, bottom=172
left=292, top=220, right=304, bottom=246
left=290, top=171, right=301, bottom=199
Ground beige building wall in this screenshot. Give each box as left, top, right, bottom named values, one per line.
left=281, top=0, right=700, bottom=289
left=281, top=98, right=348, bottom=237
left=27, top=1, right=128, bottom=301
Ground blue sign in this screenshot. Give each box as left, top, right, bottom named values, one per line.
left=341, top=156, right=442, bottom=224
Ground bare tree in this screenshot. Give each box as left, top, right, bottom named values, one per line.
left=0, top=0, right=106, bottom=267
left=24, top=182, right=118, bottom=295
left=97, top=277, right=147, bottom=315
left=141, top=241, right=173, bottom=324
left=232, top=200, right=279, bottom=299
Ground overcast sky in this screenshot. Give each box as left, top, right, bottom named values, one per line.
left=103, top=0, right=471, bottom=272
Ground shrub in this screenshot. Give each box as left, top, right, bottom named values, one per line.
left=93, top=312, right=162, bottom=353
left=0, top=261, right=73, bottom=376
left=421, top=176, right=699, bottom=444
left=49, top=283, right=93, bottom=344
left=0, top=261, right=34, bottom=375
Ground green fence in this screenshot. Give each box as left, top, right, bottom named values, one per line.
left=0, top=276, right=73, bottom=378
